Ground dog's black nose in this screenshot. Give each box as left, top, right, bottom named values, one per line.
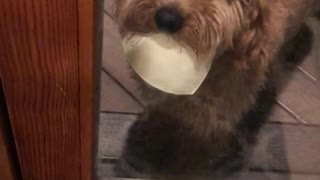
left=155, top=7, right=184, bottom=33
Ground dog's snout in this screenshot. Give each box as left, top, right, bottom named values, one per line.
left=155, top=7, right=184, bottom=33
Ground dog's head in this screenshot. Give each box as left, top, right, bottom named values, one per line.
left=114, top=0, right=268, bottom=61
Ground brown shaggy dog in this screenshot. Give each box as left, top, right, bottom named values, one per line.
left=113, top=0, right=320, bottom=178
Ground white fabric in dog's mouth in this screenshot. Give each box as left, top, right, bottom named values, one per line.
left=122, top=34, right=213, bottom=95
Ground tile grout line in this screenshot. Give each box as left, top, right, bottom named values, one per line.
left=100, top=156, right=119, bottom=164
left=267, top=121, right=320, bottom=127
left=102, top=68, right=145, bottom=107
left=100, top=111, right=141, bottom=116
left=276, top=100, right=308, bottom=125
left=297, top=66, right=317, bottom=82
left=104, top=10, right=119, bottom=25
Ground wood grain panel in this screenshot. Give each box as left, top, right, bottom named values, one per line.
left=0, top=82, right=17, bottom=180
left=100, top=71, right=143, bottom=113
left=0, top=0, right=87, bottom=179
left=98, top=114, right=320, bottom=174
left=0, top=121, right=16, bottom=180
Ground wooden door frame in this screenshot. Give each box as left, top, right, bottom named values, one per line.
left=0, top=0, right=103, bottom=179
left=0, top=80, right=20, bottom=180
left=79, top=0, right=104, bottom=179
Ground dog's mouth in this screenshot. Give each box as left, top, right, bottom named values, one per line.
left=121, top=33, right=215, bottom=95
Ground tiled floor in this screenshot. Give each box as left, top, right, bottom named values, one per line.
left=97, top=1, right=320, bottom=179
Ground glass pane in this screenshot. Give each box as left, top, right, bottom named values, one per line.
left=97, top=1, right=320, bottom=179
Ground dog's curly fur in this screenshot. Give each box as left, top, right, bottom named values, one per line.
left=113, top=0, right=320, bottom=178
